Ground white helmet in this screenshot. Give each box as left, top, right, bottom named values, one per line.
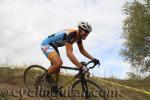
left=78, top=21, right=92, bottom=32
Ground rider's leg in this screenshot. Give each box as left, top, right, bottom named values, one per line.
left=54, top=69, right=60, bottom=83
left=44, top=51, right=62, bottom=89
left=47, top=51, right=63, bottom=75
left=41, top=45, right=62, bottom=85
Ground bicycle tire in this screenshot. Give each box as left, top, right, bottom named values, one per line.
left=23, top=65, right=47, bottom=89
left=71, top=79, right=105, bottom=100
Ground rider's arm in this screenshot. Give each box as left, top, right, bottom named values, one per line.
left=65, top=43, right=83, bottom=68
left=64, top=31, right=83, bottom=68
left=77, top=40, right=94, bottom=60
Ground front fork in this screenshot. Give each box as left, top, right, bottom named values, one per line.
left=80, top=73, right=90, bottom=98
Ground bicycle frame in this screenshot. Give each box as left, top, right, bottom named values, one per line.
left=58, top=65, right=87, bottom=89
left=24, top=60, right=101, bottom=99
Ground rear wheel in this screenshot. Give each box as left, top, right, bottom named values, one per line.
left=71, top=79, right=105, bottom=100
left=23, top=65, right=47, bottom=89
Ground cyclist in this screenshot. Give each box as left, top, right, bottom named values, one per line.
left=41, top=21, right=100, bottom=86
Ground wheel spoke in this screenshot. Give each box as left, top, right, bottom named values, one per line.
left=71, top=79, right=103, bottom=100
left=24, top=65, right=47, bottom=89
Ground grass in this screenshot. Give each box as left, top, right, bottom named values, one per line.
left=0, top=65, right=149, bottom=100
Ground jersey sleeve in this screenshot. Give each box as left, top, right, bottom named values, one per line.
left=65, top=32, right=76, bottom=44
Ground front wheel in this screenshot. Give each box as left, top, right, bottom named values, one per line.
left=23, top=65, right=47, bottom=89
left=71, top=79, right=105, bottom=100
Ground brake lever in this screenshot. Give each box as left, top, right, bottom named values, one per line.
left=97, top=61, right=100, bottom=67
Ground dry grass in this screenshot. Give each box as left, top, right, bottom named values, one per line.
left=0, top=66, right=149, bottom=100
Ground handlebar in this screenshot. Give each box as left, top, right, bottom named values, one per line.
left=81, top=60, right=100, bottom=69
left=61, top=60, right=100, bottom=71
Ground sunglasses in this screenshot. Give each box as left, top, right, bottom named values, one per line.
left=83, top=30, right=90, bottom=33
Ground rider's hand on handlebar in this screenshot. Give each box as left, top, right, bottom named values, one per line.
left=92, top=58, right=100, bottom=65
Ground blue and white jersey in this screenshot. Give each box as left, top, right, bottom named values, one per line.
left=41, top=31, right=66, bottom=47
left=41, top=28, right=82, bottom=48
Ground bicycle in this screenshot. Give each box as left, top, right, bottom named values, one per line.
left=23, top=60, right=106, bottom=100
